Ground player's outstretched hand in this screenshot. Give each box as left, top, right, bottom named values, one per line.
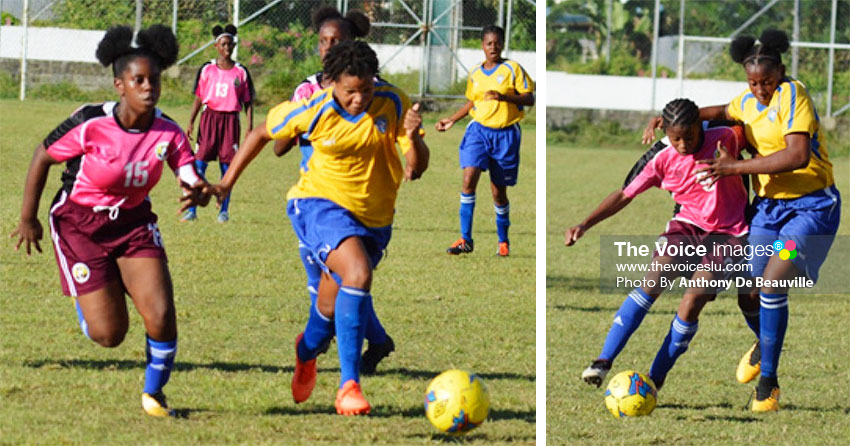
left=205, top=183, right=232, bottom=208
left=694, top=141, right=735, bottom=188
left=186, top=123, right=194, bottom=142
left=435, top=118, right=454, bottom=132
left=10, top=218, right=43, bottom=256
left=179, top=181, right=211, bottom=212
left=641, top=116, right=664, bottom=145
left=404, top=103, right=423, bottom=137
left=564, top=224, right=586, bottom=247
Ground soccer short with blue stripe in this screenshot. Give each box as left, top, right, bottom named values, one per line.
left=748, top=185, right=841, bottom=283
left=459, top=121, right=521, bottom=186
left=286, top=198, right=392, bottom=273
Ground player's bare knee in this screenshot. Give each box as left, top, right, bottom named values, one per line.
left=342, top=266, right=372, bottom=290
left=89, top=326, right=127, bottom=348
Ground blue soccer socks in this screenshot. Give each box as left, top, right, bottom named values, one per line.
left=219, top=162, right=231, bottom=214
left=759, top=293, right=788, bottom=379
left=335, top=286, right=370, bottom=386
left=599, top=288, right=654, bottom=361
left=459, top=193, right=476, bottom=241
left=298, top=301, right=335, bottom=362
left=143, top=336, right=177, bottom=395
left=649, top=315, right=699, bottom=388
left=74, top=299, right=90, bottom=339
left=495, top=202, right=510, bottom=244
left=185, top=160, right=210, bottom=215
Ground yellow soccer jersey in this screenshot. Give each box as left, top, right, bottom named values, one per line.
left=267, top=82, right=417, bottom=227
left=466, top=59, right=534, bottom=128
left=727, top=78, right=834, bottom=199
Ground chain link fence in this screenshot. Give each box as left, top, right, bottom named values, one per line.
left=1, top=0, right=536, bottom=103
left=547, top=0, right=849, bottom=117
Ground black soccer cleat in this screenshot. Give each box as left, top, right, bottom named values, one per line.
left=447, top=238, right=474, bottom=255
left=361, top=335, right=395, bottom=375
left=581, top=359, right=612, bottom=388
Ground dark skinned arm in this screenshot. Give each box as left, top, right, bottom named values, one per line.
left=565, top=189, right=633, bottom=246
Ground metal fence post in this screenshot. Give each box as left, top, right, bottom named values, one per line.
left=233, top=0, right=239, bottom=60
left=419, top=0, right=429, bottom=97
left=677, top=0, right=684, bottom=97
left=504, top=0, right=513, bottom=53
left=605, top=0, right=612, bottom=64
left=826, top=0, right=836, bottom=117
left=791, top=0, right=799, bottom=78
left=649, top=0, right=660, bottom=111
left=172, top=0, right=178, bottom=37
left=498, top=0, right=504, bottom=28
left=135, top=0, right=142, bottom=32
left=19, top=0, right=28, bottom=101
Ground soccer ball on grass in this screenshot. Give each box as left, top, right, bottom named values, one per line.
left=604, top=370, right=657, bottom=417
left=424, top=369, right=490, bottom=434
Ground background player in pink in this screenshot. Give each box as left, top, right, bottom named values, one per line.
left=564, top=99, right=753, bottom=392
left=9, top=25, right=210, bottom=417
left=184, top=24, right=255, bottom=223
left=271, top=6, right=395, bottom=376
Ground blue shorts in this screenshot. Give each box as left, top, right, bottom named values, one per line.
left=286, top=198, right=392, bottom=274
left=459, top=121, right=521, bottom=186
left=747, top=185, right=841, bottom=283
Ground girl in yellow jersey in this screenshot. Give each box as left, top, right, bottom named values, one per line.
left=643, top=29, right=840, bottom=412
left=210, top=41, right=428, bottom=416
left=436, top=25, right=535, bottom=256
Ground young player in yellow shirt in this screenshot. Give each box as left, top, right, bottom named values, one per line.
left=436, top=25, right=534, bottom=256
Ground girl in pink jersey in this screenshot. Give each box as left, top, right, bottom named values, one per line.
left=565, top=99, right=752, bottom=392
left=272, top=7, right=396, bottom=376
left=10, top=25, right=210, bottom=417
left=184, top=24, right=255, bottom=223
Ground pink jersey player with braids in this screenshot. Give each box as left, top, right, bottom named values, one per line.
left=10, top=25, right=210, bottom=418
left=566, top=98, right=753, bottom=393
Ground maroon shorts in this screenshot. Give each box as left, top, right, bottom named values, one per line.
left=195, top=108, right=240, bottom=164
left=48, top=191, right=167, bottom=297
left=654, top=219, right=746, bottom=280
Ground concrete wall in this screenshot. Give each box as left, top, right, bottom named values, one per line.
left=547, top=71, right=746, bottom=112
left=0, top=25, right=536, bottom=77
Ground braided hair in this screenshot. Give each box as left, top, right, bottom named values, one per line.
left=661, top=98, right=700, bottom=130
left=482, top=25, right=505, bottom=42
left=313, top=7, right=370, bottom=39
left=730, top=29, right=789, bottom=71
left=96, top=25, right=178, bottom=78
left=323, top=40, right=378, bottom=81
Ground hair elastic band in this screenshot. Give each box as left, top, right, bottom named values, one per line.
left=215, top=32, right=236, bottom=43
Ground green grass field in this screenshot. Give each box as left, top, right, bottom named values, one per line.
left=0, top=99, right=536, bottom=445
left=547, top=145, right=850, bottom=445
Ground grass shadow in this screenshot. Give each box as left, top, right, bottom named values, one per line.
left=22, top=359, right=335, bottom=374
left=373, top=367, right=535, bottom=382
left=263, top=404, right=535, bottom=423
left=661, top=402, right=736, bottom=410
left=171, top=407, right=214, bottom=419
left=547, top=275, right=599, bottom=292
left=404, top=432, right=535, bottom=443
left=783, top=404, right=850, bottom=413
left=24, top=360, right=532, bottom=383
left=551, top=303, right=619, bottom=313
